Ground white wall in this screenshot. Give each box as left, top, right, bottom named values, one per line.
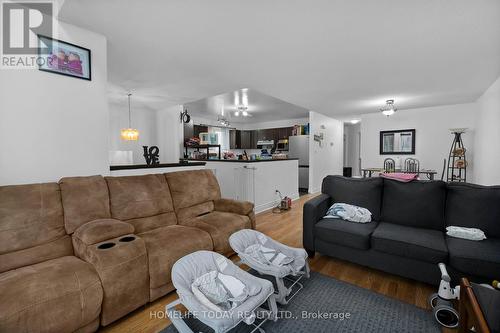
left=344, top=122, right=361, bottom=176
left=473, top=76, right=500, bottom=185
left=360, top=103, right=476, bottom=181
left=0, top=21, right=108, bottom=185
left=109, top=103, right=158, bottom=164
left=156, top=105, right=184, bottom=163
left=109, top=104, right=183, bottom=164
left=308, top=111, right=344, bottom=193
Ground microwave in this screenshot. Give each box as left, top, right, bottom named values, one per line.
left=277, top=139, right=289, bottom=151
left=256, top=140, right=274, bottom=149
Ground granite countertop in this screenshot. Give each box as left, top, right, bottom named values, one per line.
left=185, top=158, right=299, bottom=163
left=110, top=162, right=206, bottom=171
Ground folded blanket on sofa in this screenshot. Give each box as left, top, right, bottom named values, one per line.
left=446, top=226, right=487, bottom=241
left=324, top=203, right=372, bottom=223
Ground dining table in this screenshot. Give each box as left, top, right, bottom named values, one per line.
left=361, top=168, right=438, bottom=180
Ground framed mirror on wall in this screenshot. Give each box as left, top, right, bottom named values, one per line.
left=380, top=129, right=416, bottom=155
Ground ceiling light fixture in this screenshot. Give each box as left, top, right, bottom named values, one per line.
left=380, top=99, right=397, bottom=116
left=217, top=112, right=230, bottom=127
left=218, top=117, right=230, bottom=126
left=120, top=93, right=139, bottom=141
left=350, top=119, right=360, bottom=124
left=236, top=105, right=250, bottom=117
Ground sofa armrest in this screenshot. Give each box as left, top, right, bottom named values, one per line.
left=303, top=194, right=331, bottom=254
left=73, top=218, right=134, bottom=245
left=71, top=218, right=149, bottom=325
left=214, top=198, right=256, bottom=229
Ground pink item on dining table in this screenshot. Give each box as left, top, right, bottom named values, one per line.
left=380, top=172, right=418, bottom=182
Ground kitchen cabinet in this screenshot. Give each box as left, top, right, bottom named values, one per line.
left=193, top=125, right=208, bottom=138
left=241, top=130, right=253, bottom=149
left=278, top=127, right=294, bottom=139
left=230, top=130, right=241, bottom=149
left=230, top=127, right=295, bottom=150
left=183, top=122, right=194, bottom=141
left=251, top=130, right=259, bottom=149
left=230, top=130, right=253, bottom=149
left=265, top=129, right=275, bottom=141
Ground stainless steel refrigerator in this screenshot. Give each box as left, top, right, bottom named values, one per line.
left=288, top=135, right=309, bottom=192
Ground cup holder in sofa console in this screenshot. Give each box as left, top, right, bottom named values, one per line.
left=119, top=236, right=136, bottom=243
left=97, top=242, right=116, bottom=250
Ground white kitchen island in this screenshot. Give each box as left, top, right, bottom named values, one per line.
left=204, top=159, right=299, bottom=213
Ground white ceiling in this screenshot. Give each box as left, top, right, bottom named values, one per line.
left=184, top=88, right=308, bottom=123
left=59, top=0, right=500, bottom=117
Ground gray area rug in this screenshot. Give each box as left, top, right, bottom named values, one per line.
left=161, top=271, right=440, bottom=333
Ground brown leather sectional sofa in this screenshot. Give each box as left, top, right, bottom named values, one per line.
left=0, top=170, right=254, bottom=333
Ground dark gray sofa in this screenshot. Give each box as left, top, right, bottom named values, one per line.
left=303, top=176, right=500, bottom=285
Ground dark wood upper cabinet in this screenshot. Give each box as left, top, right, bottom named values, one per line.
left=183, top=122, right=194, bottom=141
left=251, top=130, right=259, bottom=149
left=278, top=127, right=294, bottom=140
left=193, top=125, right=208, bottom=138
left=263, top=129, right=274, bottom=141
left=229, top=130, right=239, bottom=149
left=226, top=126, right=296, bottom=150
left=240, top=130, right=252, bottom=149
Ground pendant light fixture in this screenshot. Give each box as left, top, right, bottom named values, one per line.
left=381, top=99, right=397, bottom=116
left=120, top=93, right=139, bottom=141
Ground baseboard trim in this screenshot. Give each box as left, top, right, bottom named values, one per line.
left=254, top=192, right=300, bottom=214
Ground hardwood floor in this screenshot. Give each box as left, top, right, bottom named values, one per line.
left=99, top=194, right=452, bottom=333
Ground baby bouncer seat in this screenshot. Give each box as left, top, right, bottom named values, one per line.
left=166, top=250, right=278, bottom=333
left=229, top=229, right=310, bottom=305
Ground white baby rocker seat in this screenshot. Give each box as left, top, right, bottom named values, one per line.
left=166, top=250, right=278, bottom=333
left=229, top=229, right=310, bottom=305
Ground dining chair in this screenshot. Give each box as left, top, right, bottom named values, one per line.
left=405, top=158, right=420, bottom=173
left=384, top=158, right=396, bottom=173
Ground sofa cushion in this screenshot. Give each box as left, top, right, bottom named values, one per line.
left=0, top=183, right=72, bottom=272
left=176, top=201, right=215, bottom=224
left=315, top=218, right=378, bottom=250
left=381, top=179, right=446, bottom=230
left=59, top=175, right=111, bottom=234
left=138, top=225, right=213, bottom=291
left=372, top=222, right=448, bottom=264
left=186, top=211, right=252, bottom=254
left=446, top=183, right=500, bottom=238
left=165, top=170, right=221, bottom=222
left=214, top=199, right=254, bottom=216
left=0, top=256, right=103, bottom=333
left=106, top=174, right=177, bottom=233
left=447, top=237, right=500, bottom=279
left=321, top=176, right=383, bottom=221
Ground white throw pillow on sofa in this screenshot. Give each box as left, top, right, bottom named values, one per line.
left=446, top=226, right=487, bottom=241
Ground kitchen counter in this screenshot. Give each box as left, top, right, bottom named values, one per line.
left=204, top=159, right=299, bottom=213
left=185, top=158, right=298, bottom=163
left=109, top=162, right=206, bottom=176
